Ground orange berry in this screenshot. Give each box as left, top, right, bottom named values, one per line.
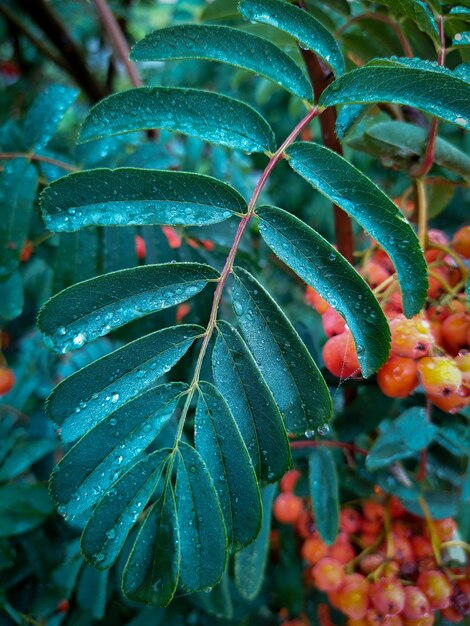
left=360, top=533, right=379, bottom=548
left=364, top=259, right=391, bottom=287
left=19, top=239, right=34, bottom=262
left=134, top=234, right=146, bottom=259
left=390, top=315, right=434, bottom=360
left=391, top=520, right=412, bottom=538
left=337, top=574, right=370, bottom=620
left=366, top=609, right=403, bottom=625
left=162, top=226, right=182, bottom=249
left=175, top=302, right=191, bottom=323
left=427, top=386, right=470, bottom=413
left=305, top=286, right=329, bottom=314
left=312, top=557, right=345, bottom=592
left=417, top=356, right=462, bottom=397
left=417, top=570, right=453, bottom=609
left=370, top=578, right=405, bottom=616
left=322, top=307, right=346, bottom=337
left=329, top=536, right=356, bottom=564
left=377, top=355, right=419, bottom=398
left=0, top=367, right=15, bottom=396
left=301, top=535, right=328, bottom=565
left=322, top=331, right=361, bottom=379
left=389, top=536, right=414, bottom=564
left=340, top=507, right=362, bottom=534
left=411, top=537, right=434, bottom=560
left=438, top=607, right=464, bottom=623
left=455, top=352, right=470, bottom=384
left=452, top=225, right=470, bottom=258
left=273, top=493, right=303, bottom=524
left=295, top=509, right=315, bottom=539
left=441, top=313, right=470, bottom=356
left=433, top=518, right=457, bottom=541
left=361, top=519, right=382, bottom=536
left=403, top=586, right=431, bottom=619
left=363, top=501, right=386, bottom=523
left=280, top=469, right=302, bottom=494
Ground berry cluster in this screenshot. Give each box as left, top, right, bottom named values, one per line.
left=273, top=472, right=470, bottom=625
left=306, top=225, right=470, bottom=413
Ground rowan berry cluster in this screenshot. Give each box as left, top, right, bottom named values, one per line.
left=273, top=472, right=470, bottom=625
left=306, top=225, right=470, bottom=413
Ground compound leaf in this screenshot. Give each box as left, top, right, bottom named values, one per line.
left=123, top=478, right=179, bottom=607
left=79, top=88, right=276, bottom=153
left=82, top=449, right=171, bottom=570
left=257, top=205, right=390, bottom=377
left=372, top=0, right=438, bottom=39
left=212, top=320, right=290, bottom=482
left=39, top=263, right=218, bottom=353
left=41, top=169, right=247, bottom=233
left=130, top=25, right=312, bottom=101
left=309, top=448, right=339, bottom=545
left=238, top=0, right=344, bottom=76
left=176, top=442, right=227, bottom=592
left=320, top=60, right=470, bottom=130
left=232, top=267, right=332, bottom=434
left=46, top=325, right=202, bottom=442
left=286, top=142, right=428, bottom=318
left=50, top=384, right=186, bottom=519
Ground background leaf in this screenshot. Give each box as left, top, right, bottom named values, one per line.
left=79, top=88, right=276, bottom=153
left=372, top=0, right=438, bottom=39
left=41, top=169, right=247, bottom=233
left=309, top=448, right=339, bottom=545
left=0, top=484, right=54, bottom=537
left=232, top=267, right=332, bottom=434
left=130, top=25, right=312, bottom=101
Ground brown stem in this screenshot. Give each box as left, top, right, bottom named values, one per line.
left=15, top=0, right=107, bottom=102
left=299, top=49, right=354, bottom=264
left=290, top=439, right=368, bottom=456
left=0, top=152, right=77, bottom=172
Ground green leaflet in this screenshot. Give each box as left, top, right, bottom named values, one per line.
left=46, top=325, right=202, bottom=442
left=286, top=142, right=428, bottom=318
left=39, top=263, right=219, bottom=353
left=336, top=104, right=371, bottom=140
left=123, top=479, right=179, bottom=607
left=201, top=0, right=240, bottom=20
left=176, top=442, right=227, bottom=592
left=320, top=60, right=470, bottom=130
left=349, top=121, right=470, bottom=179
left=372, top=0, right=438, bottom=39
left=0, top=484, right=54, bottom=537
left=257, top=205, right=390, bottom=377
left=82, top=449, right=170, bottom=570
left=103, top=226, right=137, bottom=272
left=24, top=84, right=79, bottom=151
left=366, top=408, right=437, bottom=471
left=212, top=321, right=290, bottom=482
left=50, top=384, right=186, bottom=519
left=41, top=169, right=247, bottom=233
left=234, top=484, right=276, bottom=600
left=309, top=448, right=339, bottom=545
left=130, top=25, right=312, bottom=101
left=454, top=31, right=470, bottom=46
left=0, top=271, right=24, bottom=322
left=195, top=382, right=262, bottom=551
left=79, top=87, right=276, bottom=153
left=53, top=230, right=99, bottom=292
left=232, top=267, right=332, bottom=435
left=0, top=158, right=38, bottom=280
left=0, top=439, right=56, bottom=482
left=238, top=0, right=344, bottom=76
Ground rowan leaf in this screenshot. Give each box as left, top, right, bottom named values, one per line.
left=286, top=142, right=428, bottom=318
left=309, top=448, right=339, bottom=545
left=41, top=169, right=247, bottom=233
left=372, top=0, right=439, bottom=39
left=130, top=25, right=312, bottom=101
left=79, top=87, right=276, bottom=153
left=232, top=267, right=332, bottom=434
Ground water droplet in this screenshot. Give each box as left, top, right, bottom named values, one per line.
left=111, top=392, right=120, bottom=403
left=305, top=429, right=315, bottom=439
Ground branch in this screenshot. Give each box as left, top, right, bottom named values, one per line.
left=15, top=0, right=107, bottom=102
left=0, top=152, right=77, bottom=172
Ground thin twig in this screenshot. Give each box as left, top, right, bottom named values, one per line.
left=0, top=152, right=77, bottom=172
left=336, top=12, right=414, bottom=58
left=290, top=439, right=368, bottom=456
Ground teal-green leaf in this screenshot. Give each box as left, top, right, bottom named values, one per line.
left=453, top=31, right=470, bottom=46
left=130, top=25, right=312, bottom=101
left=232, top=267, right=332, bottom=434
left=123, top=481, right=179, bottom=607
left=176, top=442, right=227, bottom=592
left=0, top=158, right=38, bottom=280
left=195, top=381, right=261, bottom=551
left=234, top=483, right=276, bottom=600
left=256, top=206, right=390, bottom=377
left=0, top=439, right=56, bottom=482
left=366, top=408, right=437, bottom=471
left=0, top=484, right=54, bottom=537
left=286, top=142, right=428, bottom=317
left=79, top=88, right=276, bottom=153
left=372, top=0, right=438, bottom=39
left=309, top=448, right=339, bottom=545
left=39, top=263, right=218, bottom=353
left=238, top=0, right=344, bottom=76
left=50, top=384, right=186, bottom=519
left=41, top=168, right=247, bottom=233
left=212, top=321, right=290, bottom=482
left=24, top=84, right=79, bottom=151
left=351, top=121, right=470, bottom=179
left=0, top=271, right=24, bottom=322
left=320, top=61, right=470, bottom=130
left=82, top=449, right=170, bottom=569
left=336, top=104, right=370, bottom=140
left=46, top=325, right=202, bottom=442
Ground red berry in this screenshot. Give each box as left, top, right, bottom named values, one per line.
left=162, top=226, right=182, bottom=249
left=427, top=387, right=470, bottom=413
left=364, top=259, right=392, bottom=287
left=329, top=536, right=356, bottom=564
left=365, top=609, right=403, bottom=625
left=433, top=518, right=457, bottom=541
left=417, top=357, right=462, bottom=397
left=411, top=537, right=434, bottom=560
left=390, top=315, right=434, bottom=360
left=441, top=313, right=469, bottom=356
left=452, top=225, right=470, bottom=258
left=56, top=599, right=70, bottom=613
left=134, top=235, right=146, bottom=259
left=389, top=497, right=406, bottom=519
left=19, top=239, right=34, bottom=262
left=455, top=352, right=470, bottom=385
left=370, top=578, right=405, bottom=616
left=377, top=355, right=419, bottom=398
left=322, top=331, right=361, bottom=379
left=439, top=607, right=464, bottom=623
left=280, top=469, right=302, bottom=494
left=417, top=570, right=453, bottom=609
left=337, top=574, right=370, bottom=620
left=312, top=557, right=345, bottom=592
left=403, top=586, right=431, bottom=619
left=273, top=493, right=303, bottom=524
left=305, top=287, right=329, bottom=314
left=322, top=307, right=346, bottom=337
left=0, top=367, right=15, bottom=396
left=340, top=507, right=362, bottom=534
left=363, top=501, right=386, bottom=524
left=301, top=535, right=328, bottom=565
